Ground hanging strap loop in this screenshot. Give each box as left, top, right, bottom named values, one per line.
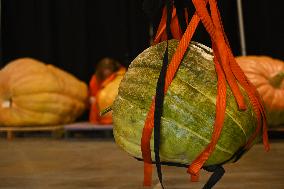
left=202, top=165, right=225, bottom=189
left=188, top=49, right=227, bottom=175
left=141, top=0, right=269, bottom=187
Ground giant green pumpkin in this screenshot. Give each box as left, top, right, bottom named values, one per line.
left=112, top=40, right=260, bottom=166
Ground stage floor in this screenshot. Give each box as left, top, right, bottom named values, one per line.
left=0, top=139, right=283, bottom=189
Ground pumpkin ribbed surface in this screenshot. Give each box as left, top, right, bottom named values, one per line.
left=113, top=40, right=259, bottom=166
left=96, top=71, right=125, bottom=120
left=0, top=58, right=88, bottom=126
left=237, top=56, right=284, bottom=126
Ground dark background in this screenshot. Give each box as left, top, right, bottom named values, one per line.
left=1, top=0, right=284, bottom=83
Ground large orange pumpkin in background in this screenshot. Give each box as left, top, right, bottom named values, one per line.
left=0, top=58, right=88, bottom=126
left=236, top=56, right=284, bottom=126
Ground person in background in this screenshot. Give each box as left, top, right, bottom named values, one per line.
left=89, top=58, right=126, bottom=125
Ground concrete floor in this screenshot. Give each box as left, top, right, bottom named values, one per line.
left=0, top=139, right=283, bottom=189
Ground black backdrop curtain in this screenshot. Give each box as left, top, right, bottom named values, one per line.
left=242, top=1, right=284, bottom=60
left=1, top=0, right=150, bottom=82
left=1, top=0, right=284, bottom=83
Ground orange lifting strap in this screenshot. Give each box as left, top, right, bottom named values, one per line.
left=141, top=0, right=270, bottom=186
left=153, top=6, right=188, bottom=43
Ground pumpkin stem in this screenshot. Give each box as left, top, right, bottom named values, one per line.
left=270, top=72, right=284, bottom=88
left=1, top=99, right=12, bottom=108
left=100, top=106, right=112, bottom=116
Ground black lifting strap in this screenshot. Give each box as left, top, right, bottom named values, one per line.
left=200, top=146, right=247, bottom=188
left=174, top=0, right=188, bottom=33
left=153, top=0, right=173, bottom=188
left=202, top=165, right=225, bottom=189
left=134, top=157, right=225, bottom=189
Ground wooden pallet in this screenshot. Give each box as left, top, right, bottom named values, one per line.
left=64, top=122, right=113, bottom=138
left=0, top=125, right=64, bottom=140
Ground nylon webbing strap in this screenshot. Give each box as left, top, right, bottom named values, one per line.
left=153, top=46, right=168, bottom=189
left=153, top=1, right=173, bottom=188
left=202, top=165, right=225, bottom=189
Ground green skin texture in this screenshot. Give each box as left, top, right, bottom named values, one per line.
left=113, top=40, right=260, bottom=166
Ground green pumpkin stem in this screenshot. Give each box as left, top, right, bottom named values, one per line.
left=100, top=106, right=112, bottom=116
left=270, top=72, right=284, bottom=88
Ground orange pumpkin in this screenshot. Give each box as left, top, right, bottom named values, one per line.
left=236, top=56, right=284, bottom=126
left=89, top=67, right=126, bottom=124
left=0, top=58, right=88, bottom=126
